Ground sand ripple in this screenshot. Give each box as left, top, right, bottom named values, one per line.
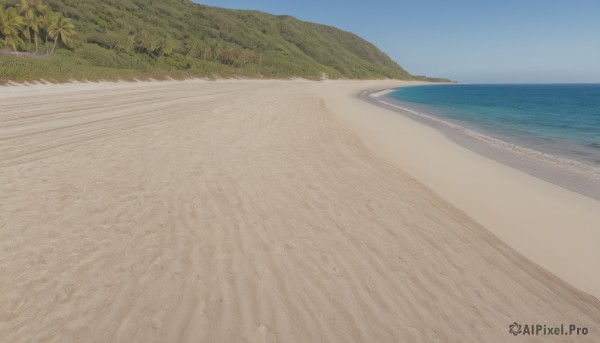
left=0, top=80, right=598, bottom=342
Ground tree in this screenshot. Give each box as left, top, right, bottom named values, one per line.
left=18, top=0, right=43, bottom=53
left=48, top=14, right=75, bottom=54
left=157, top=37, right=175, bottom=56
left=18, top=0, right=43, bottom=13
left=117, top=35, right=135, bottom=52
left=0, top=7, right=24, bottom=51
left=38, top=5, right=56, bottom=54
left=21, top=10, right=36, bottom=51
left=184, top=38, right=200, bottom=58
left=147, top=38, right=159, bottom=56
left=134, top=30, right=151, bottom=54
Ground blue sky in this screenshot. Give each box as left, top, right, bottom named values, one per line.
left=194, top=0, right=600, bottom=83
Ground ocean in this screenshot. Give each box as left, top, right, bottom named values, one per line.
left=385, top=84, right=600, bottom=171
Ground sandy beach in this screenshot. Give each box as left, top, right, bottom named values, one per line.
left=1, top=79, right=599, bottom=342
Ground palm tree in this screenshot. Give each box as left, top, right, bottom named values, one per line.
left=157, top=37, right=175, bottom=57
left=18, top=0, right=43, bottom=13
left=18, top=0, right=32, bottom=48
left=0, top=7, right=24, bottom=51
left=38, top=5, right=56, bottom=54
left=48, top=14, right=74, bottom=54
left=148, top=38, right=159, bottom=56
left=23, top=12, right=38, bottom=52
left=30, top=13, right=41, bottom=53
left=18, top=0, right=43, bottom=52
left=134, top=30, right=151, bottom=54
left=48, top=14, right=75, bottom=54
left=117, top=35, right=135, bottom=52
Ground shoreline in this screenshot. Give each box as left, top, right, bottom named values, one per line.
left=321, top=81, right=600, bottom=298
left=361, top=88, right=600, bottom=202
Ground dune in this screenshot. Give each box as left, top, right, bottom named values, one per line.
left=0, top=79, right=598, bottom=342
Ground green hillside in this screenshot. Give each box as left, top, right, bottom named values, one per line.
left=0, top=0, right=446, bottom=82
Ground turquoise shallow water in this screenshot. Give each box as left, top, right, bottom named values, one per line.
left=387, top=84, right=600, bottom=167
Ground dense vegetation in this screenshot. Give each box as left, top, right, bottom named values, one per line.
left=0, top=0, right=448, bottom=82
left=0, top=0, right=75, bottom=54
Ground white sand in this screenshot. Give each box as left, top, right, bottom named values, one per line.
left=1, top=79, right=599, bottom=342
left=328, top=82, right=600, bottom=298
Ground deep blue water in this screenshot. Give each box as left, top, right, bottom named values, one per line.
left=387, top=84, right=600, bottom=167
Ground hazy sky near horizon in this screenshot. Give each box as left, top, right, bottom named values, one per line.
left=195, top=0, right=600, bottom=83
